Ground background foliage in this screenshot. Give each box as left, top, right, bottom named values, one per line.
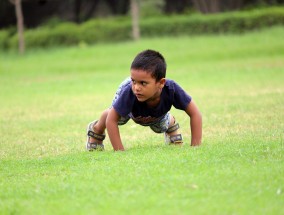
left=1, top=6, right=284, bottom=50
left=1, top=0, right=282, bottom=28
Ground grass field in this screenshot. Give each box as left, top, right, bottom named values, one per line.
left=0, top=27, right=284, bottom=215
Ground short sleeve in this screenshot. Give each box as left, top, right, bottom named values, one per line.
left=172, top=82, right=192, bottom=110
left=113, top=86, right=135, bottom=117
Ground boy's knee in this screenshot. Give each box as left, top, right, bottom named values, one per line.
left=169, top=115, right=176, bottom=127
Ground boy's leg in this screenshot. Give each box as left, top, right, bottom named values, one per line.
left=86, top=109, right=130, bottom=151
left=149, top=113, right=183, bottom=145
left=165, top=115, right=183, bottom=145
left=89, top=109, right=109, bottom=143
left=86, top=77, right=131, bottom=151
left=86, top=109, right=109, bottom=151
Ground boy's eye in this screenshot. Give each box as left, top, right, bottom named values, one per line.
left=131, top=79, right=147, bottom=86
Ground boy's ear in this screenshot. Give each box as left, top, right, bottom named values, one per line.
left=159, top=78, right=166, bottom=88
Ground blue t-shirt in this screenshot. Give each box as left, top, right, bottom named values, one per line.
left=113, top=79, right=192, bottom=125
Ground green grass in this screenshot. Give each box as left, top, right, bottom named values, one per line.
left=0, top=27, right=284, bottom=215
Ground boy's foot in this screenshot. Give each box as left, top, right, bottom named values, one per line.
left=164, top=133, right=183, bottom=145
left=86, top=121, right=105, bottom=151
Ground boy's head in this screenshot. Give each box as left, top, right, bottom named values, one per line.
left=130, top=49, right=167, bottom=82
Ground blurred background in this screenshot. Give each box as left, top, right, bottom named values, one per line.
left=1, top=0, right=284, bottom=53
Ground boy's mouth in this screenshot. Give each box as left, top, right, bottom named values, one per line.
left=135, top=93, right=144, bottom=99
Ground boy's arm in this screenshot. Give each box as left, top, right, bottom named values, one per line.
left=106, top=107, right=125, bottom=151
left=185, top=100, right=202, bottom=146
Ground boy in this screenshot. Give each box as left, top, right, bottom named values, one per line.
left=86, top=49, right=202, bottom=151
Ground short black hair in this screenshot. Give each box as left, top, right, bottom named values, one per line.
left=130, top=49, right=167, bottom=81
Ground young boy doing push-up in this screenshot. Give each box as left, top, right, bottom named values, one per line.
left=86, top=49, right=202, bottom=151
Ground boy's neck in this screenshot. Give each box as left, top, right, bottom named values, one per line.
left=145, top=90, right=162, bottom=108
left=146, top=98, right=160, bottom=108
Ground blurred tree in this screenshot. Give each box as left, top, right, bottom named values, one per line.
left=74, top=0, right=82, bottom=23
left=1, top=0, right=283, bottom=29
left=164, top=0, right=192, bottom=13
left=130, top=0, right=140, bottom=40
left=243, top=0, right=284, bottom=8
left=0, top=1, right=16, bottom=28
left=192, top=0, right=243, bottom=13
left=74, top=0, right=99, bottom=23
left=107, top=0, right=130, bottom=15
left=9, top=0, right=25, bottom=54
left=74, top=0, right=130, bottom=23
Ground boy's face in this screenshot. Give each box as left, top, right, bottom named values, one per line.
left=130, top=69, right=165, bottom=104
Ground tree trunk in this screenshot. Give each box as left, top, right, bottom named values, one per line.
left=14, top=0, right=25, bottom=54
left=130, top=0, right=140, bottom=41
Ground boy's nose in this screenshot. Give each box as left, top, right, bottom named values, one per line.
left=134, top=84, right=141, bottom=92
